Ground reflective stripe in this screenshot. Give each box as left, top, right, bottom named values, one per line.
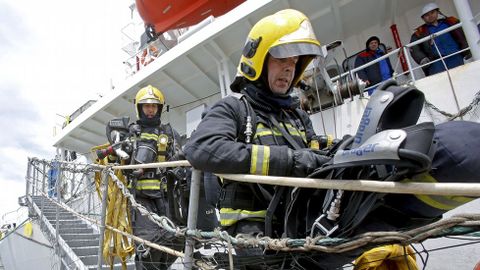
left=403, top=173, right=474, bottom=210
left=284, top=123, right=307, bottom=143
left=255, top=123, right=305, bottom=144
left=140, top=133, right=159, bottom=141
left=250, top=145, right=270, bottom=175
left=136, top=179, right=167, bottom=190
left=219, top=208, right=267, bottom=226
left=255, top=123, right=282, bottom=137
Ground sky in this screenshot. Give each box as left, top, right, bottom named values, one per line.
left=0, top=0, right=132, bottom=223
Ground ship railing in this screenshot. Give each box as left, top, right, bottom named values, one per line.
left=104, top=160, right=480, bottom=270
left=330, top=22, right=472, bottom=93
left=23, top=158, right=480, bottom=270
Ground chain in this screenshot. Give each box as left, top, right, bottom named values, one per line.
left=424, top=90, right=480, bottom=120
left=30, top=159, right=480, bottom=256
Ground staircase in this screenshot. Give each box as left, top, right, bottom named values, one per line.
left=30, top=196, right=135, bottom=270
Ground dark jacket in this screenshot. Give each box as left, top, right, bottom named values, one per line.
left=133, top=122, right=181, bottom=199
left=354, top=49, right=394, bottom=86
left=184, top=84, right=316, bottom=176
left=410, top=16, right=469, bottom=73
left=184, top=82, right=317, bottom=234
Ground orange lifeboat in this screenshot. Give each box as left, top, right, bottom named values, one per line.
left=136, top=0, right=245, bottom=34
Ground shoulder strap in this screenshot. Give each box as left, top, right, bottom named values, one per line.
left=230, top=93, right=257, bottom=143
left=267, top=114, right=303, bottom=150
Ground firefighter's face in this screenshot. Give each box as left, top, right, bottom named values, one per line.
left=267, top=55, right=298, bottom=95
left=142, top=103, right=159, bottom=118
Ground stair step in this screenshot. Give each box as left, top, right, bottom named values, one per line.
left=62, top=233, right=99, bottom=241
left=44, top=214, right=77, bottom=220
left=56, top=220, right=85, bottom=226
left=79, top=255, right=99, bottom=265
left=59, top=227, right=94, bottom=234
left=66, top=239, right=99, bottom=247
left=43, top=211, right=74, bottom=215
left=72, top=246, right=99, bottom=257
left=57, top=223, right=90, bottom=229
left=40, top=208, right=71, bottom=213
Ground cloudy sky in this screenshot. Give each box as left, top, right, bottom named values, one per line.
left=0, top=0, right=131, bottom=222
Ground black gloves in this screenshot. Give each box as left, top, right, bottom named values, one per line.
left=289, top=149, right=330, bottom=177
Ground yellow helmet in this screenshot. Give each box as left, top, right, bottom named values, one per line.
left=237, top=9, right=322, bottom=87
left=134, top=85, right=165, bottom=119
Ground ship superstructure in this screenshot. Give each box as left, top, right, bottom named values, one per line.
left=1, top=0, right=480, bottom=269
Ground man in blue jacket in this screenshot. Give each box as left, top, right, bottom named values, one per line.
left=354, top=36, right=394, bottom=95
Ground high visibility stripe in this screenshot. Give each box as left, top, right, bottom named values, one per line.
left=250, top=145, right=270, bottom=175
left=219, top=208, right=267, bottom=227
left=403, top=173, right=474, bottom=210
left=255, top=123, right=305, bottom=143
left=285, top=123, right=302, bottom=136
left=140, top=133, right=159, bottom=141
left=255, top=123, right=282, bottom=137
left=136, top=179, right=167, bottom=190
left=284, top=123, right=307, bottom=143
left=300, top=131, right=307, bottom=143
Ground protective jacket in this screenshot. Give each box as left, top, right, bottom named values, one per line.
left=354, top=49, right=393, bottom=88
left=133, top=123, right=179, bottom=198
left=410, top=17, right=469, bottom=75
left=185, top=81, right=318, bottom=236
left=130, top=122, right=184, bottom=270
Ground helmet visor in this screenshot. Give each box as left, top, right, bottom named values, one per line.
left=269, top=42, right=322, bottom=59
left=138, top=98, right=161, bottom=104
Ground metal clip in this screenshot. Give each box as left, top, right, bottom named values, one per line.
left=310, top=214, right=339, bottom=237
left=244, top=116, right=252, bottom=143
left=142, top=171, right=156, bottom=179
left=218, top=188, right=226, bottom=201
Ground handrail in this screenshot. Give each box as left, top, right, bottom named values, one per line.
left=101, top=159, right=480, bottom=197
left=217, top=173, right=480, bottom=197
left=24, top=157, right=480, bottom=270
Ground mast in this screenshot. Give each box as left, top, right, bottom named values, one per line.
left=453, top=0, right=480, bottom=61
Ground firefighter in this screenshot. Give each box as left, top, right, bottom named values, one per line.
left=184, top=9, right=330, bottom=269
left=129, top=85, right=183, bottom=270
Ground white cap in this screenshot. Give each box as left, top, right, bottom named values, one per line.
left=421, top=3, right=439, bottom=17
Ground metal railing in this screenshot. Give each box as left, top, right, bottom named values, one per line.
left=331, top=22, right=470, bottom=92
left=22, top=157, right=480, bottom=270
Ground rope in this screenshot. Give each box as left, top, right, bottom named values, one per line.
left=94, top=159, right=135, bottom=268
left=27, top=158, right=480, bottom=270
left=107, top=166, right=480, bottom=251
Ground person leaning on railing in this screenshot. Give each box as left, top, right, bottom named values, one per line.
left=184, top=9, right=333, bottom=269
left=410, top=2, right=470, bottom=76
left=354, top=36, right=394, bottom=95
